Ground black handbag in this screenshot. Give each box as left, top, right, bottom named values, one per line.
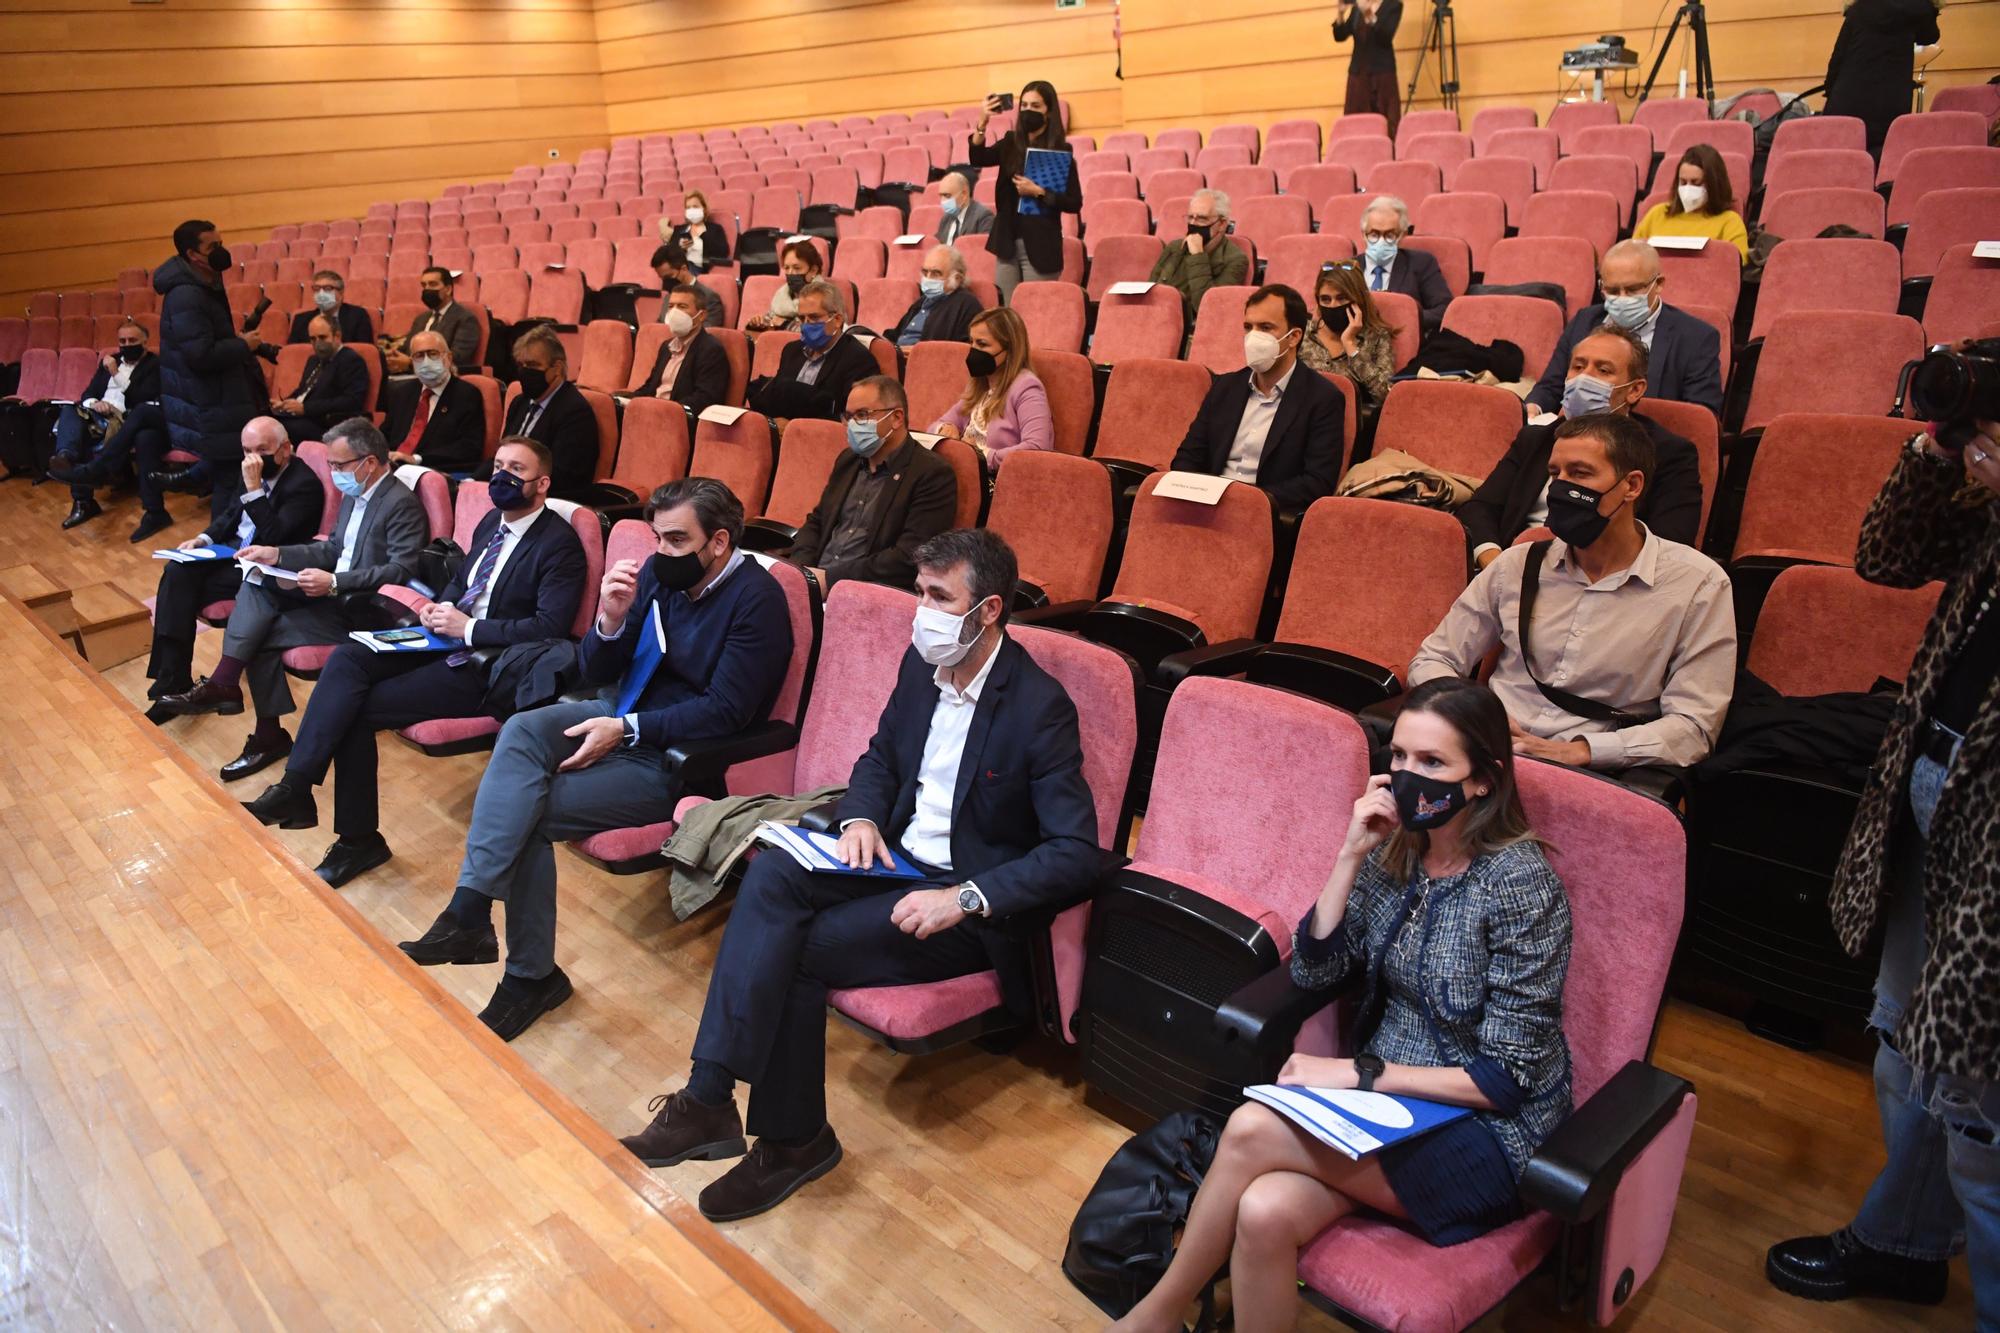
left=1063, top=1110, right=1224, bottom=1325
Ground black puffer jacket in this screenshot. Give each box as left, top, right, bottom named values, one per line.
left=153, top=257, right=263, bottom=459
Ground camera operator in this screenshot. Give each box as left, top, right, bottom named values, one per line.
left=1332, top=0, right=1404, bottom=138
left=1767, top=343, right=1998, bottom=1321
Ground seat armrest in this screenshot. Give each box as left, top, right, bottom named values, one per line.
left=664, top=720, right=800, bottom=794
left=1519, top=1059, right=1694, bottom=1224
left=1616, top=765, right=1688, bottom=809
left=1215, top=966, right=1351, bottom=1072
left=1010, top=598, right=1097, bottom=630
left=740, top=518, right=798, bottom=553
left=1157, top=638, right=1266, bottom=689
left=993, top=849, right=1130, bottom=941
left=796, top=799, right=843, bottom=834
left=1244, top=644, right=1401, bottom=713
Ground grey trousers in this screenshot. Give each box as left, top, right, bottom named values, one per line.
left=994, top=237, right=1057, bottom=304
left=220, top=578, right=355, bottom=720
left=458, top=699, right=683, bottom=979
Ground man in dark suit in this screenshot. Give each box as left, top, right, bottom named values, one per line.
left=652, top=244, right=725, bottom=329
left=890, top=245, right=984, bottom=348
left=383, top=330, right=487, bottom=475
left=270, top=314, right=371, bottom=444
left=48, top=318, right=162, bottom=530
left=783, top=376, right=957, bottom=590
left=1525, top=240, right=1725, bottom=420
left=614, top=528, right=1104, bottom=1222
left=381, top=267, right=480, bottom=374
left=1460, top=324, right=1704, bottom=569
left=933, top=172, right=995, bottom=246
left=143, top=416, right=325, bottom=719
left=501, top=324, right=600, bottom=499
left=1359, top=196, right=1452, bottom=334
left=397, top=478, right=794, bottom=1040
left=1170, top=283, right=1347, bottom=513
left=252, top=269, right=374, bottom=361
left=242, top=436, right=588, bottom=887
left=747, top=280, right=878, bottom=426
left=633, top=284, right=731, bottom=417
left=155, top=418, right=430, bottom=784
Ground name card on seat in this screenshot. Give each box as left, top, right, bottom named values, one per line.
left=1642, top=236, right=1707, bottom=252
left=1151, top=471, right=1233, bottom=506
left=1105, top=281, right=1157, bottom=296
left=909, top=431, right=944, bottom=449
left=1973, top=240, right=2000, bottom=260
left=698, top=404, right=749, bottom=425
left=894, top=234, right=926, bottom=246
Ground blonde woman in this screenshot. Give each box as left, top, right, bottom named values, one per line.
left=930, top=307, right=1053, bottom=473
left=662, top=190, right=729, bottom=272
left=1298, top=260, right=1399, bottom=409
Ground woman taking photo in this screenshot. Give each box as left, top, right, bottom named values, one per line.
left=1111, top=678, right=1574, bottom=1333
left=968, top=80, right=1082, bottom=302
left=1634, top=146, right=1750, bottom=262
left=1824, top=0, right=1943, bottom=161
left=663, top=190, right=729, bottom=273
left=745, top=239, right=824, bottom=335
left=1332, top=0, right=1405, bottom=139
left=930, top=307, right=1053, bottom=474
left=1298, top=261, right=1398, bottom=409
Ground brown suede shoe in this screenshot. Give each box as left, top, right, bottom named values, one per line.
left=618, top=1090, right=748, bottom=1168
left=697, top=1123, right=842, bottom=1222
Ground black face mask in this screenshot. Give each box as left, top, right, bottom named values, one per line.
left=965, top=346, right=998, bottom=378
left=202, top=244, right=232, bottom=274
left=785, top=273, right=807, bottom=296
left=1187, top=220, right=1214, bottom=239
left=1545, top=479, right=1624, bottom=549
left=118, top=344, right=145, bottom=363
left=516, top=367, right=549, bottom=399
left=420, top=289, right=444, bottom=311
left=1016, top=109, right=1046, bottom=136
left=1390, top=769, right=1468, bottom=831
left=650, top=547, right=713, bottom=592
left=259, top=454, right=280, bottom=483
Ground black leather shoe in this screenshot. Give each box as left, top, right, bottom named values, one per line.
left=398, top=909, right=499, bottom=966
left=243, top=778, right=317, bottom=829
left=1766, top=1228, right=1950, bottom=1305
left=60, top=498, right=102, bottom=530
left=154, top=676, right=244, bottom=717
left=46, top=454, right=83, bottom=483
left=477, top=966, right=574, bottom=1040
left=143, top=702, right=176, bottom=725
left=220, top=730, right=291, bottom=782
left=149, top=465, right=206, bottom=494
left=314, top=835, right=391, bottom=888
left=697, top=1123, right=842, bottom=1222
left=128, top=509, right=174, bottom=544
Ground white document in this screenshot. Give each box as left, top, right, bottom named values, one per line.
left=1972, top=240, right=2000, bottom=260
left=237, top=559, right=303, bottom=586
left=909, top=431, right=945, bottom=449
left=698, top=404, right=750, bottom=425
left=1643, top=235, right=1708, bottom=252
left=1105, top=281, right=1157, bottom=296
left=1151, top=471, right=1234, bottom=506
left=894, top=234, right=926, bottom=246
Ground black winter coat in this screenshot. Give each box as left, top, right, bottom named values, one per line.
left=153, top=257, right=263, bottom=461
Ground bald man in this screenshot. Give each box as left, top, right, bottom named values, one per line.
left=142, top=416, right=327, bottom=718
left=272, top=313, right=371, bottom=445
left=932, top=172, right=994, bottom=245
left=1525, top=239, right=1725, bottom=420
left=382, top=329, right=487, bottom=474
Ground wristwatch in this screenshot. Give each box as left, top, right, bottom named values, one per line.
left=957, top=884, right=988, bottom=917
left=1353, top=1053, right=1385, bottom=1092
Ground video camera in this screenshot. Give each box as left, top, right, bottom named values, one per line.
left=1907, top=338, right=2000, bottom=450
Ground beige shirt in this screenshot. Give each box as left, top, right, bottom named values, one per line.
left=1408, top=528, right=1737, bottom=770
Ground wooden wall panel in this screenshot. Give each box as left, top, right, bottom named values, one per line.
left=0, top=0, right=607, bottom=313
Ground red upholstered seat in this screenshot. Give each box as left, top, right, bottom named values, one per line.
left=1470, top=105, right=1539, bottom=156
left=1448, top=156, right=1535, bottom=228
left=1733, top=412, right=1913, bottom=564
left=1758, top=187, right=1885, bottom=242
left=1376, top=378, right=1525, bottom=483
left=1440, top=294, right=1563, bottom=387
left=986, top=452, right=1113, bottom=605
left=1748, top=237, right=1901, bottom=341
left=1094, top=357, right=1214, bottom=473
left=1186, top=284, right=1258, bottom=375
left=1877, top=111, right=1989, bottom=185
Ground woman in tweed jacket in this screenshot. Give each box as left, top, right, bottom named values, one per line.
left=1768, top=407, right=2000, bottom=1320
left=1113, top=679, right=1571, bottom=1333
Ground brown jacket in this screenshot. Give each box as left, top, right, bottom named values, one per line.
left=1831, top=441, right=2000, bottom=1083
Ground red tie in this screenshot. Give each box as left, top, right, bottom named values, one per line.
left=400, top=387, right=432, bottom=454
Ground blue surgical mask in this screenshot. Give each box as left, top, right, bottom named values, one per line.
left=1365, top=237, right=1398, bottom=270
left=412, top=354, right=448, bottom=387
left=846, top=417, right=885, bottom=456
left=799, top=320, right=831, bottom=352
left=332, top=466, right=365, bottom=497
left=941, top=196, right=960, bottom=217
left=1561, top=374, right=1615, bottom=419
left=313, top=289, right=339, bottom=313
left=919, top=276, right=945, bottom=299
left=1604, top=293, right=1653, bottom=331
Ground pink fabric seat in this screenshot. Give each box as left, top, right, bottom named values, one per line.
left=829, top=973, right=1007, bottom=1044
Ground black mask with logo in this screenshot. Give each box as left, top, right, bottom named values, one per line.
left=1389, top=769, right=1467, bottom=830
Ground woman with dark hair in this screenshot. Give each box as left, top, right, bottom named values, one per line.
left=1299, top=260, right=1399, bottom=408
left=1634, top=145, right=1750, bottom=262
left=968, top=80, right=1082, bottom=302
left=1110, top=678, right=1574, bottom=1333
left=1824, top=0, right=1943, bottom=161
left=1332, top=0, right=1405, bottom=138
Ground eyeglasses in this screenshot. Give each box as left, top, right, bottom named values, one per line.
left=840, top=406, right=900, bottom=423
left=1320, top=259, right=1361, bottom=272
left=1601, top=277, right=1661, bottom=298
left=1362, top=229, right=1400, bottom=244
left=311, top=284, right=341, bottom=294
left=799, top=314, right=831, bottom=326
left=327, top=454, right=366, bottom=472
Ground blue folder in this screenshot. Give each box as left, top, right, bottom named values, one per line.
left=1018, top=148, right=1073, bottom=216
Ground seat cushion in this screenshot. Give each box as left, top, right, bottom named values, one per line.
left=573, top=820, right=677, bottom=863
left=398, top=715, right=500, bottom=746
left=828, top=971, right=1005, bottom=1040
left=1123, top=858, right=1294, bottom=951
left=281, top=643, right=336, bottom=672
left=1296, top=1211, right=1560, bottom=1333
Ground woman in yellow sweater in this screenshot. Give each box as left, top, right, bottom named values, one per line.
left=1635, top=144, right=1751, bottom=263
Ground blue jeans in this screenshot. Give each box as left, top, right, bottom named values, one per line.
left=1852, top=739, right=2000, bottom=1329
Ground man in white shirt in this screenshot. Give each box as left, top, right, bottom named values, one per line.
left=242, top=436, right=590, bottom=887
left=614, top=528, right=1106, bottom=1223
left=50, top=319, right=161, bottom=529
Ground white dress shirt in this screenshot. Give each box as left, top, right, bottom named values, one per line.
left=332, top=472, right=389, bottom=578
left=98, top=359, right=136, bottom=413
left=898, top=639, right=1002, bottom=871
left=1222, top=360, right=1297, bottom=485
left=459, top=507, right=540, bottom=628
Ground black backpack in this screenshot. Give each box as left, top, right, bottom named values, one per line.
left=1063, top=1110, right=1224, bottom=1324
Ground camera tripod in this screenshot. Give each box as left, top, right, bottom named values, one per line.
left=1639, top=0, right=1715, bottom=105
left=1402, top=0, right=1460, bottom=114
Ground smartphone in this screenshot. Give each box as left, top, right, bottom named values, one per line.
left=375, top=628, right=428, bottom=644
left=989, top=92, right=1015, bottom=112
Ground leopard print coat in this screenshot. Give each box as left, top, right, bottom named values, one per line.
left=1829, top=441, right=2000, bottom=1084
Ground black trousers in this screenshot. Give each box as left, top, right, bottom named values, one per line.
left=1346, top=70, right=1402, bottom=138
left=146, top=559, right=242, bottom=693
left=285, top=643, right=493, bottom=838
left=691, top=849, right=991, bottom=1141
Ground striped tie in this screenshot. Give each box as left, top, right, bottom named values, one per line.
left=444, top=523, right=508, bottom=667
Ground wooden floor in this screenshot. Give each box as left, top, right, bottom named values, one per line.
left=1, top=476, right=1978, bottom=1331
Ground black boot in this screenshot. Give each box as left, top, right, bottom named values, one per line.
left=1765, top=1227, right=1950, bottom=1305
left=129, top=509, right=174, bottom=544
left=61, top=498, right=102, bottom=530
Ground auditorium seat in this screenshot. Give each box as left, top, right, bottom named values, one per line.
left=1747, top=237, right=1900, bottom=341
left=855, top=277, right=917, bottom=336
left=1211, top=165, right=1278, bottom=203
left=1093, top=357, right=1214, bottom=483
left=1230, top=195, right=1311, bottom=253
left=528, top=267, right=581, bottom=324
left=575, top=319, right=635, bottom=394
left=1373, top=291, right=1423, bottom=371
left=688, top=408, right=775, bottom=516
left=1546, top=99, right=1620, bottom=153
left=1518, top=190, right=1620, bottom=261
left=1768, top=113, right=1867, bottom=159
left=461, top=374, right=504, bottom=458
left=1739, top=313, right=1922, bottom=433
left=1399, top=131, right=1472, bottom=184
left=1328, top=113, right=1387, bottom=145
left=1480, top=235, right=1597, bottom=318
left=1633, top=96, right=1710, bottom=143
left=1651, top=239, right=1742, bottom=320
left=1757, top=187, right=1886, bottom=242
left=1482, top=127, right=1559, bottom=187
left=1633, top=397, right=1721, bottom=540
left=1141, top=166, right=1204, bottom=204
left=932, top=435, right=984, bottom=529
left=1325, top=134, right=1394, bottom=178
left=1088, top=284, right=1184, bottom=365
left=986, top=451, right=1114, bottom=606
left=1376, top=378, right=1525, bottom=482
left=1548, top=154, right=1640, bottom=230
left=1360, top=159, right=1442, bottom=209
left=1187, top=285, right=1258, bottom=374
left=1923, top=244, right=2000, bottom=345
left=1259, top=139, right=1320, bottom=190
left=1263, top=234, right=1358, bottom=295
left=1036, top=349, right=1095, bottom=457
left=1440, top=295, right=1562, bottom=387
left=1761, top=148, right=1876, bottom=199
left=1394, top=108, right=1459, bottom=152
left=481, top=269, right=529, bottom=323
left=1415, top=192, right=1504, bottom=275
left=1732, top=412, right=1913, bottom=567
left=1469, top=105, right=1539, bottom=155
left=1876, top=110, right=1989, bottom=186
left=743, top=417, right=843, bottom=549
left=1448, top=155, right=1535, bottom=227
left=1899, top=187, right=2000, bottom=288
left=1081, top=199, right=1153, bottom=255
left=1267, top=117, right=1323, bottom=154
left=901, top=339, right=969, bottom=430
left=1285, top=163, right=1359, bottom=222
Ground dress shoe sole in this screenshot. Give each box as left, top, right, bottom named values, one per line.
left=627, top=1134, right=749, bottom=1169
left=316, top=841, right=392, bottom=888
left=481, top=971, right=574, bottom=1041
left=699, top=1140, right=843, bottom=1223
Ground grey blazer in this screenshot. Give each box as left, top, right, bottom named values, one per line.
left=935, top=199, right=996, bottom=245
left=404, top=301, right=482, bottom=372
left=276, top=471, right=430, bottom=598
left=1290, top=839, right=1574, bottom=1177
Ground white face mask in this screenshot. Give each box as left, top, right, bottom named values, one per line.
left=1243, top=329, right=1290, bottom=375
left=664, top=307, right=695, bottom=338
left=412, top=354, right=449, bottom=387
left=1676, top=183, right=1708, bottom=214
left=911, top=600, right=988, bottom=667
left=684, top=206, right=705, bottom=224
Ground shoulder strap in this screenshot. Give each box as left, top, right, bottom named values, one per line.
left=1517, top=540, right=1646, bottom=728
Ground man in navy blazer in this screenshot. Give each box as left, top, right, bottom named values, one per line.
left=1171, top=284, right=1347, bottom=513
left=1525, top=240, right=1725, bottom=421
left=1359, top=196, right=1453, bottom=334
left=397, top=476, right=793, bottom=1040
left=614, top=529, right=1105, bottom=1224
left=241, top=436, right=588, bottom=887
